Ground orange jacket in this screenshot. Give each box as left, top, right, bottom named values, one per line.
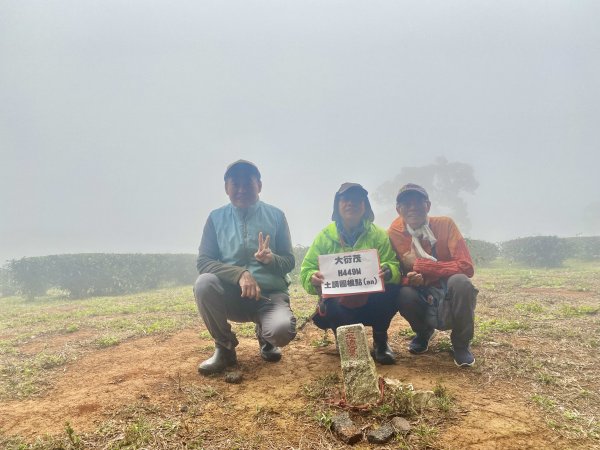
left=388, top=216, right=474, bottom=286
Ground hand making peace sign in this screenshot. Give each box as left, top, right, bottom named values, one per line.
left=254, top=232, right=273, bottom=264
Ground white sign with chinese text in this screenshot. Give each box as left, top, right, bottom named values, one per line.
left=318, top=249, right=383, bottom=298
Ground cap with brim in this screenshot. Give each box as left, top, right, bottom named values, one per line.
left=337, top=182, right=368, bottom=197
left=332, top=182, right=374, bottom=222
left=396, top=183, right=429, bottom=203
left=224, top=159, right=261, bottom=181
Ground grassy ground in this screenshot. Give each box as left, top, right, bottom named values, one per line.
left=0, top=287, right=196, bottom=400
left=468, top=260, right=600, bottom=442
left=0, top=259, right=599, bottom=448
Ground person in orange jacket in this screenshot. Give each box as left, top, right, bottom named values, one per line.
left=388, top=184, right=478, bottom=367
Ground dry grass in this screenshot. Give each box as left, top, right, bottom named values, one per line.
left=1, top=259, right=599, bottom=448
left=472, top=260, right=600, bottom=442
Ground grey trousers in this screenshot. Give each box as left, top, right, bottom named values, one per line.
left=193, top=273, right=297, bottom=351
left=397, top=274, right=478, bottom=348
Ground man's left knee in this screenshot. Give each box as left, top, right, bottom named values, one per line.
left=262, top=316, right=297, bottom=347
left=447, top=274, right=474, bottom=295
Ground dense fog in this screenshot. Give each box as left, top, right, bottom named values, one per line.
left=1, top=1, right=599, bottom=264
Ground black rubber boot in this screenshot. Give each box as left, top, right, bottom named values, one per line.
left=197, top=346, right=237, bottom=375
left=372, top=331, right=396, bottom=365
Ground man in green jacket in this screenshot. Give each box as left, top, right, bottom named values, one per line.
left=194, top=160, right=297, bottom=375
left=300, top=183, right=401, bottom=364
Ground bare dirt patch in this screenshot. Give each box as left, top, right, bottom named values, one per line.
left=0, top=320, right=568, bottom=449
left=20, top=330, right=96, bottom=355
left=2, top=270, right=599, bottom=449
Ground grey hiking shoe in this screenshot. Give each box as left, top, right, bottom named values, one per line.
left=256, top=323, right=282, bottom=362
left=259, top=341, right=282, bottom=362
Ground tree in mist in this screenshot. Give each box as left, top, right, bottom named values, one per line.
left=373, top=157, right=478, bottom=233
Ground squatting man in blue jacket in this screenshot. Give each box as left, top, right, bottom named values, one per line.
left=193, top=160, right=297, bottom=375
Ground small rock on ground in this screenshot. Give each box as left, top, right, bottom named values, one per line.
left=367, top=423, right=395, bottom=444
left=331, top=411, right=362, bottom=444
left=413, top=390, right=435, bottom=410
left=391, top=416, right=411, bottom=433
left=224, top=371, right=243, bottom=384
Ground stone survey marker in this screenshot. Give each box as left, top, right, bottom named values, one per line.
left=337, top=324, right=380, bottom=405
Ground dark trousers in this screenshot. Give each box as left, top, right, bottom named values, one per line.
left=397, top=274, right=477, bottom=348
left=313, top=285, right=399, bottom=342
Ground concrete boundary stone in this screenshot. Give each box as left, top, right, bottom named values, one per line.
left=337, top=324, right=380, bottom=406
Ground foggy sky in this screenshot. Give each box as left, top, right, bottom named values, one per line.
left=1, top=0, right=599, bottom=265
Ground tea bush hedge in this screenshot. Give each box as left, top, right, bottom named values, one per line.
left=500, top=236, right=569, bottom=267
left=465, top=239, right=499, bottom=266
left=6, top=253, right=197, bottom=299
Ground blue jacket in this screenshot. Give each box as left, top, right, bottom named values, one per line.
left=196, top=201, right=294, bottom=293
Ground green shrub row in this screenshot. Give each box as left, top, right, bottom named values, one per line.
left=465, top=236, right=600, bottom=268
left=291, top=245, right=309, bottom=282
left=500, top=236, right=600, bottom=267
left=500, top=236, right=567, bottom=267
left=563, top=236, right=600, bottom=260
left=292, top=237, right=599, bottom=271
left=2, top=236, right=598, bottom=299
left=0, top=267, right=17, bottom=297
left=465, top=239, right=499, bottom=266
left=5, top=254, right=197, bottom=299
left=293, top=240, right=501, bottom=269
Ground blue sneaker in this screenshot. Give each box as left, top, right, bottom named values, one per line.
left=453, top=346, right=475, bottom=367
left=408, top=330, right=434, bottom=354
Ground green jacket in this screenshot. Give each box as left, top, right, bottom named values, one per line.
left=300, top=221, right=401, bottom=295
